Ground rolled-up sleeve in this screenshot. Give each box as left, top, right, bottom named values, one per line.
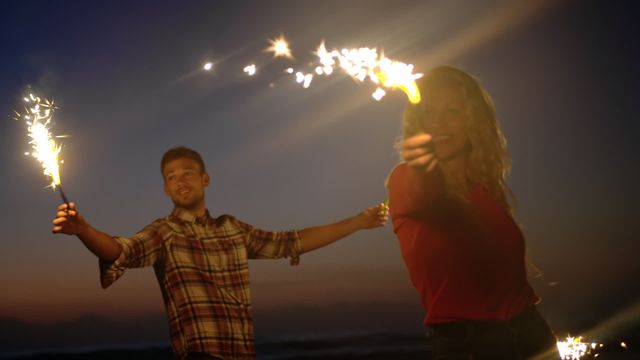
left=99, top=219, right=167, bottom=288
left=234, top=218, right=302, bottom=265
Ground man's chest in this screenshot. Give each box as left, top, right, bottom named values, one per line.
left=165, top=223, right=249, bottom=271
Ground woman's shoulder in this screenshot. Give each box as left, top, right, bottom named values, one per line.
left=385, top=162, right=408, bottom=188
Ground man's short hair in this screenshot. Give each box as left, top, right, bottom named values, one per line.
left=161, top=146, right=206, bottom=174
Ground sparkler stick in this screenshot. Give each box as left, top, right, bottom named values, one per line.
left=58, top=185, right=70, bottom=205
left=15, top=92, right=70, bottom=206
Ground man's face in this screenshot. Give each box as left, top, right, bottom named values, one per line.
left=162, top=158, right=209, bottom=210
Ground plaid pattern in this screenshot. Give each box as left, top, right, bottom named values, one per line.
left=100, top=208, right=302, bottom=359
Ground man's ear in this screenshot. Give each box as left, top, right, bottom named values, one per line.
left=163, top=180, right=170, bottom=196
left=203, top=173, right=210, bottom=187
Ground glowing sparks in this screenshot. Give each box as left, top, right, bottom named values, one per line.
left=243, top=64, right=257, bottom=76
left=288, top=41, right=422, bottom=103
left=557, top=336, right=601, bottom=360
left=203, top=62, right=213, bottom=71
left=295, top=71, right=313, bottom=89
left=16, top=93, right=64, bottom=189
left=372, top=87, right=386, bottom=101
left=374, top=57, right=422, bottom=103
left=203, top=35, right=422, bottom=104
left=266, top=35, right=292, bottom=58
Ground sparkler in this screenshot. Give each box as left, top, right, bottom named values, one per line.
left=556, top=336, right=601, bottom=359
left=14, top=92, right=70, bottom=205
left=204, top=35, right=421, bottom=104
left=286, top=41, right=422, bottom=104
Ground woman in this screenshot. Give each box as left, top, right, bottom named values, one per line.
left=386, top=66, right=558, bottom=359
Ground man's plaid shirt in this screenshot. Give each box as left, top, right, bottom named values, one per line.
left=100, top=207, right=302, bottom=359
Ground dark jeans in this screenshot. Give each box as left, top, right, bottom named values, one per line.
left=426, top=306, right=559, bottom=360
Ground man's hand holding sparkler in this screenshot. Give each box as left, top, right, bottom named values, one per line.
left=52, top=203, right=122, bottom=262
left=52, top=203, right=84, bottom=235
left=401, top=133, right=438, bottom=171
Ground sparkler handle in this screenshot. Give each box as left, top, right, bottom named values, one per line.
left=58, top=186, right=70, bottom=207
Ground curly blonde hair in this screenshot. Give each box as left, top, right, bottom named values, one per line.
left=402, top=65, right=514, bottom=211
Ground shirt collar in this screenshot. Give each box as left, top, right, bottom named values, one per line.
left=170, top=207, right=212, bottom=225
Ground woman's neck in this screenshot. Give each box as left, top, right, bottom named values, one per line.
left=440, top=156, right=469, bottom=197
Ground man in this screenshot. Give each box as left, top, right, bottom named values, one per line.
left=52, top=146, right=388, bottom=360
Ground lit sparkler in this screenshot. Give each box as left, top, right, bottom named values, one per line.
left=206, top=37, right=422, bottom=103
left=203, top=62, right=213, bottom=71
left=15, top=92, right=70, bottom=205
left=556, top=336, right=601, bottom=360
left=286, top=41, right=422, bottom=104
left=265, top=35, right=293, bottom=59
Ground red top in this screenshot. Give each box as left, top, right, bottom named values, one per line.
left=387, top=163, right=538, bottom=325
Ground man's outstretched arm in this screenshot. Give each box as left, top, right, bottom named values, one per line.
left=299, top=203, right=388, bottom=254
left=52, top=202, right=122, bottom=262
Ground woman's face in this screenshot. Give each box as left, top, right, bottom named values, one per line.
left=418, top=85, right=470, bottom=162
